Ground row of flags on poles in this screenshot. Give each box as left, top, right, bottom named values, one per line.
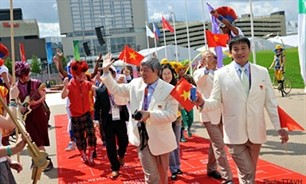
left=0, top=42, right=54, bottom=65
left=145, top=16, right=174, bottom=41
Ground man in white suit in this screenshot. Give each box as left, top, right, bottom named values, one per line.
left=193, top=51, right=233, bottom=183
left=101, top=55, right=178, bottom=184
left=194, top=36, right=289, bottom=183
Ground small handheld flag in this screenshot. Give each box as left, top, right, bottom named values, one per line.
left=170, top=78, right=194, bottom=112
left=278, top=106, right=304, bottom=131
left=118, top=45, right=144, bottom=66
left=205, top=30, right=229, bottom=47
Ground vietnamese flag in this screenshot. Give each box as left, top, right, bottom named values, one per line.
left=162, top=16, right=174, bottom=33
left=118, top=45, right=144, bottom=66
left=170, top=78, right=194, bottom=112
left=19, top=42, right=26, bottom=62
left=278, top=106, right=304, bottom=131
left=205, top=30, right=229, bottom=47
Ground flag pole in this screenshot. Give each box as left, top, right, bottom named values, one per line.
left=48, top=61, right=50, bottom=79
left=145, top=21, right=150, bottom=50
left=153, top=23, right=158, bottom=57
left=184, top=0, right=192, bottom=74
left=10, top=0, right=20, bottom=163
left=170, top=7, right=179, bottom=62
left=10, top=0, right=16, bottom=84
left=298, top=0, right=306, bottom=92
left=162, top=19, right=168, bottom=59
left=249, top=0, right=256, bottom=64
left=201, top=0, right=208, bottom=49
left=154, top=35, right=158, bottom=57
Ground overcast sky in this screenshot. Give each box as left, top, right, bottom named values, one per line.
left=0, top=0, right=298, bottom=38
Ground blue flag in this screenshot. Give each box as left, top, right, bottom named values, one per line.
left=46, top=42, right=53, bottom=64
left=153, top=22, right=161, bottom=41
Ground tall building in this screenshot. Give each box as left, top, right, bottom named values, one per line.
left=56, top=0, right=147, bottom=63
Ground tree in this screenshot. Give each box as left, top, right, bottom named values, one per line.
left=4, top=58, right=12, bottom=74
left=31, top=55, right=41, bottom=74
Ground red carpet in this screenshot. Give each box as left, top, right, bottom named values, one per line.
left=55, top=114, right=305, bottom=184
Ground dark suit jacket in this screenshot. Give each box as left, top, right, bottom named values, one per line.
left=94, top=84, right=129, bottom=126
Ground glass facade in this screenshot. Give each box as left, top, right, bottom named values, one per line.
left=69, top=0, right=136, bottom=56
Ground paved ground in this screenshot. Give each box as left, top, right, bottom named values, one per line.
left=12, top=88, right=306, bottom=183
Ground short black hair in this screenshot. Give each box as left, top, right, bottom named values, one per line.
left=228, top=36, right=250, bottom=51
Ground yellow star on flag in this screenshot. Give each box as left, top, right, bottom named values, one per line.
left=180, top=90, right=190, bottom=101
left=129, top=51, right=137, bottom=60
left=213, top=35, right=220, bottom=42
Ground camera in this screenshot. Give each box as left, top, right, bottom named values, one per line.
left=132, top=110, right=143, bottom=121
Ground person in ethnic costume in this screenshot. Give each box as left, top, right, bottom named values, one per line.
left=15, top=62, right=53, bottom=172
left=61, top=60, right=97, bottom=166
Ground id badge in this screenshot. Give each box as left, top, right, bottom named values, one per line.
left=111, top=106, right=120, bottom=121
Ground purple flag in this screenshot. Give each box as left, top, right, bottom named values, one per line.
left=207, top=2, right=223, bottom=68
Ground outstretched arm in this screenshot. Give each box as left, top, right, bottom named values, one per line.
left=90, top=54, right=103, bottom=79
left=53, top=49, right=68, bottom=78
left=210, top=10, right=240, bottom=36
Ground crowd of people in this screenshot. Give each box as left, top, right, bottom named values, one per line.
left=0, top=7, right=290, bottom=184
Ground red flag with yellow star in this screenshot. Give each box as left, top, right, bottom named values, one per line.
left=118, top=45, right=144, bottom=66
left=170, top=78, right=194, bottom=112
left=205, top=30, right=229, bottom=47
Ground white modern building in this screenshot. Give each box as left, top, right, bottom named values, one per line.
left=56, top=0, right=147, bottom=65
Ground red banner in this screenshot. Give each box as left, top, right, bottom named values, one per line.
left=19, top=43, right=26, bottom=62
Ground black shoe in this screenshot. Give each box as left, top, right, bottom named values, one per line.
left=171, top=173, right=177, bottom=180
left=43, top=159, right=54, bottom=172
left=176, top=169, right=183, bottom=175
left=207, top=170, right=222, bottom=180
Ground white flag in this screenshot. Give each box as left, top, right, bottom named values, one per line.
left=298, top=0, right=306, bottom=90
left=146, top=25, right=155, bottom=38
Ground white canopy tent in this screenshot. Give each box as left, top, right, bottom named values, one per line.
left=268, top=34, right=299, bottom=48
left=196, top=37, right=294, bottom=56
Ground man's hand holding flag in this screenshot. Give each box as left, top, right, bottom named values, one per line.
left=170, top=78, right=195, bottom=112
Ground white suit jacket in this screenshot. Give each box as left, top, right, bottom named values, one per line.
left=102, top=74, right=178, bottom=156
left=193, top=68, right=221, bottom=125
left=204, top=62, right=281, bottom=144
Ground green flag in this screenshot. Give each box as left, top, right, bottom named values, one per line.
left=73, top=40, right=80, bottom=60
left=298, top=0, right=306, bottom=89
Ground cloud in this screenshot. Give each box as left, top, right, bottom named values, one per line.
left=38, top=22, right=60, bottom=38
left=147, top=0, right=298, bottom=22
left=0, top=0, right=298, bottom=37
